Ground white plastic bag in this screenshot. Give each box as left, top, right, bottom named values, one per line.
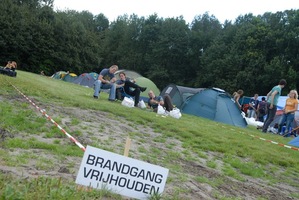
left=157, top=104, right=166, bottom=115
left=138, top=100, right=146, bottom=109
left=121, top=97, right=134, bottom=108
left=169, top=108, right=182, bottom=119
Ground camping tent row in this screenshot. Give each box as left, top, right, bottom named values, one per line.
left=52, top=75, right=247, bottom=128
left=160, top=84, right=248, bottom=128
left=51, top=71, right=97, bottom=87
left=51, top=70, right=160, bottom=102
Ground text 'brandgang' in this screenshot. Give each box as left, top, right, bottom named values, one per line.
left=84, top=154, right=164, bottom=194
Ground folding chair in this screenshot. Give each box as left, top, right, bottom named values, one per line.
left=117, top=87, right=134, bottom=100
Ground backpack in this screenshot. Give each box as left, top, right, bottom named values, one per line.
left=258, top=102, right=267, bottom=115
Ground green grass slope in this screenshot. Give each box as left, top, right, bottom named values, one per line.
left=0, top=71, right=299, bottom=200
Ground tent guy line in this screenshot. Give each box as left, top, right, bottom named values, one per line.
left=5, top=78, right=86, bottom=152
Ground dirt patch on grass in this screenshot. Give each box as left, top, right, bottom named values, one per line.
left=0, top=96, right=298, bottom=199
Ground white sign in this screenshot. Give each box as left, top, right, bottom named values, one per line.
left=76, top=145, right=169, bottom=200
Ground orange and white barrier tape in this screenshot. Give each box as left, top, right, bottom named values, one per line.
left=226, top=126, right=299, bottom=152
left=10, top=83, right=86, bottom=152
left=249, top=134, right=299, bottom=151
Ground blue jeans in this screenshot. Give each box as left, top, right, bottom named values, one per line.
left=247, top=109, right=256, bottom=118
left=93, top=80, right=116, bottom=100
left=278, top=113, right=295, bottom=133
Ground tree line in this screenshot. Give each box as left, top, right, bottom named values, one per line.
left=1, top=0, right=299, bottom=96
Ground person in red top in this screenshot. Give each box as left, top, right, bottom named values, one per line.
left=278, top=90, right=298, bottom=135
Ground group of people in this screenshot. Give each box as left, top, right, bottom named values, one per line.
left=261, top=79, right=297, bottom=136
left=93, top=66, right=298, bottom=136
left=235, top=79, right=298, bottom=137
left=233, top=90, right=267, bottom=122
left=246, top=94, right=267, bottom=122
left=93, top=65, right=175, bottom=112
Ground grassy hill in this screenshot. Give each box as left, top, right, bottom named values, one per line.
left=0, top=71, right=299, bottom=200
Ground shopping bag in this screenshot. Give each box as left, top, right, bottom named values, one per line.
left=157, top=104, right=166, bottom=115
left=121, top=97, right=134, bottom=108
left=138, top=100, right=146, bottom=109
left=169, top=108, right=182, bottom=119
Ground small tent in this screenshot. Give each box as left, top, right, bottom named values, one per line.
left=288, top=136, right=299, bottom=147
left=51, top=71, right=67, bottom=79
left=73, top=73, right=96, bottom=88
left=160, top=84, right=204, bottom=109
left=182, top=88, right=247, bottom=128
left=62, top=73, right=77, bottom=83
left=89, top=72, right=98, bottom=80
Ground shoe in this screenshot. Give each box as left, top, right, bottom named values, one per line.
left=93, top=95, right=98, bottom=99
left=256, top=126, right=262, bottom=129
left=140, top=87, right=147, bottom=92
left=108, top=99, right=117, bottom=102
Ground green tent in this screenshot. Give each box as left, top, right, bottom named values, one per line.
left=114, top=69, right=160, bottom=101
left=115, top=69, right=142, bottom=80
left=51, top=71, right=67, bottom=79
left=135, top=76, right=160, bottom=100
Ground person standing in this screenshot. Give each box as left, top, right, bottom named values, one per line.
left=277, top=90, right=298, bottom=136
left=257, top=97, right=267, bottom=122
left=93, top=65, right=118, bottom=101
left=262, top=79, right=287, bottom=133
left=248, top=94, right=259, bottom=118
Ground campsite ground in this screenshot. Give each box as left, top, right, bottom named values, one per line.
left=1, top=94, right=298, bottom=200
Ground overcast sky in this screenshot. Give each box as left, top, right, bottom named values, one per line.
left=53, top=0, right=299, bottom=24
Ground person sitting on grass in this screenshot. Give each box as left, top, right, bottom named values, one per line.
left=147, top=90, right=174, bottom=112
left=93, top=65, right=118, bottom=101
left=115, top=72, right=147, bottom=107
left=4, top=61, right=17, bottom=71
